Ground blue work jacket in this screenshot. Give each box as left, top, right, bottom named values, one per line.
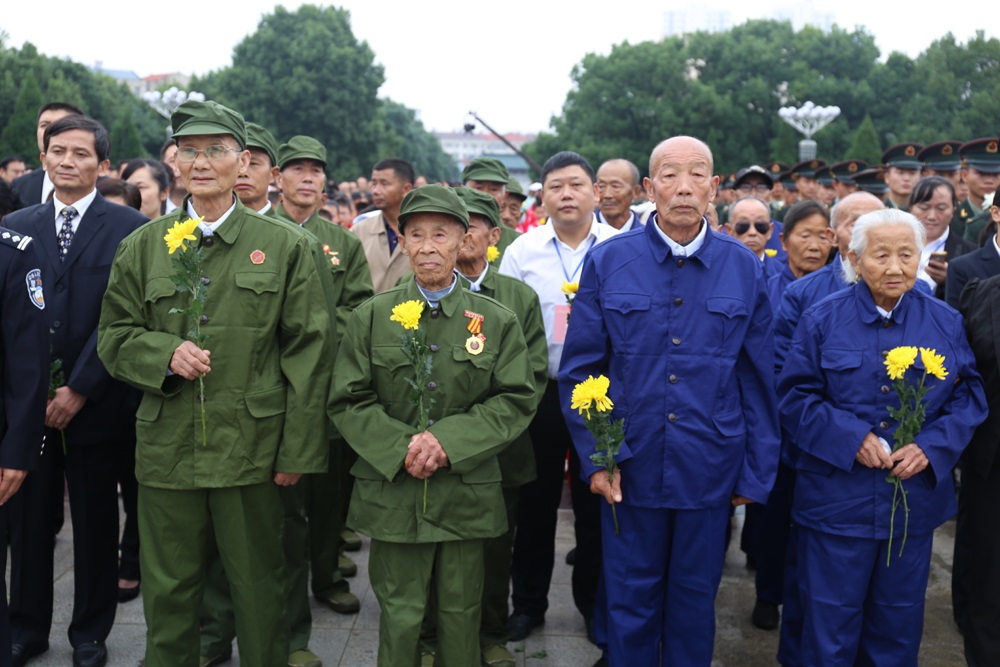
left=778, top=282, right=987, bottom=539
left=558, top=220, right=781, bottom=509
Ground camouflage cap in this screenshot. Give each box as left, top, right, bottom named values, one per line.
left=278, top=135, right=327, bottom=169
left=171, top=100, right=247, bottom=148
left=245, top=122, right=279, bottom=167
left=398, top=184, right=469, bottom=232
left=461, top=157, right=509, bottom=184
left=456, top=186, right=501, bottom=228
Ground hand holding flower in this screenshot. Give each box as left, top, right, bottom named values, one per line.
left=888, top=443, right=929, bottom=481
left=405, top=431, right=448, bottom=479
left=589, top=465, right=622, bottom=504
left=856, top=432, right=893, bottom=469
left=169, top=341, right=212, bottom=380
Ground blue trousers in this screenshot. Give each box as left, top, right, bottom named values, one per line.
left=602, top=502, right=728, bottom=667
left=797, top=526, right=932, bottom=667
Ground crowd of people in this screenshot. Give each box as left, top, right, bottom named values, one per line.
left=0, top=97, right=998, bottom=667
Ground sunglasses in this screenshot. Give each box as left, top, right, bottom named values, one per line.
left=732, top=221, right=771, bottom=235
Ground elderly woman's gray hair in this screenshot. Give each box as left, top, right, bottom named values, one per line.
left=841, top=209, right=926, bottom=283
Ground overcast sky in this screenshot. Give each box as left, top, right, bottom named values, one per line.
left=2, top=1, right=994, bottom=135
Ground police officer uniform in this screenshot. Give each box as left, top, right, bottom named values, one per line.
left=957, top=138, right=1000, bottom=244
left=882, top=143, right=924, bottom=211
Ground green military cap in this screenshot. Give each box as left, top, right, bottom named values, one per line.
left=719, top=173, right=736, bottom=190
left=790, top=159, right=827, bottom=179
left=882, top=143, right=923, bottom=170
left=762, top=161, right=791, bottom=178
left=960, top=138, right=1000, bottom=174
left=456, top=186, right=501, bottom=228
left=171, top=100, right=247, bottom=148
left=829, top=160, right=869, bottom=184
left=506, top=177, right=527, bottom=201
left=278, top=135, right=327, bottom=169
left=398, top=184, right=469, bottom=233
left=245, top=122, right=279, bottom=166
left=917, top=141, right=962, bottom=171
left=814, top=165, right=834, bottom=187
left=462, top=157, right=509, bottom=184
left=853, top=167, right=890, bottom=195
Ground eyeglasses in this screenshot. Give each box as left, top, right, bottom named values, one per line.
left=176, top=145, right=239, bottom=162
left=737, top=183, right=772, bottom=194
left=732, top=221, right=771, bottom=235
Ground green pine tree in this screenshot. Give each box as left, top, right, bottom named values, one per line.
left=110, top=106, right=146, bottom=164
left=0, top=70, right=44, bottom=166
left=844, top=114, right=883, bottom=165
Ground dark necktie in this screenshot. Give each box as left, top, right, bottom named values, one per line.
left=58, top=206, right=77, bottom=262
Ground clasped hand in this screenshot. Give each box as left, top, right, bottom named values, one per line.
left=856, top=432, right=929, bottom=480
left=170, top=341, right=211, bottom=380
left=405, top=431, right=448, bottom=479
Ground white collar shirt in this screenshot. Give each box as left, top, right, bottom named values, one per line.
left=53, top=188, right=98, bottom=237
left=186, top=198, right=238, bottom=236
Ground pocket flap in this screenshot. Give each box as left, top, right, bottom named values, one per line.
left=245, top=386, right=286, bottom=418
left=144, top=276, right=176, bottom=302
left=706, top=296, right=748, bottom=318
left=713, top=409, right=745, bottom=437
left=371, top=346, right=410, bottom=373
left=235, top=271, right=279, bottom=295
left=452, top=344, right=496, bottom=369
left=136, top=394, right=163, bottom=422
left=820, top=348, right=863, bottom=371
left=604, top=293, right=651, bottom=314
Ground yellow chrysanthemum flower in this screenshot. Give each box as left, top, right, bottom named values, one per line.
left=919, top=347, right=948, bottom=381
left=884, top=346, right=918, bottom=381
left=562, top=281, right=579, bottom=295
left=487, top=246, right=500, bottom=263
left=571, top=375, right=614, bottom=419
left=764, top=248, right=778, bottom=258
left=163, top=218, right=202, bottom=254
left=390, top=300, right=424, bottom=331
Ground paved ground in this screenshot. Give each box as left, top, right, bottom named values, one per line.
left=24, top=496, right=964, bottom=666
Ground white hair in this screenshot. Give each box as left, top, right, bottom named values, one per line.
left=841, top=209, right=926, bottom=283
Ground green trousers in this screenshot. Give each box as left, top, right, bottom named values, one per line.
left=199, top=466, right=347, bottom=656
left=139, top=483, right=287, bottom=667
left=370, top=538, right=485, bottom=667
left=421, top=485, right=519, bottom=651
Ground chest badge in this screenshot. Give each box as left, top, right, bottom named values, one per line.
left=250, top=250, right=265, bottom=265
left=25, top=268, right=45, bottom=310
left=465, top=309, right=484, bottom=335
left=321, top=244, right=341, bottom=266
left=466, top=335, right=485, bottom=355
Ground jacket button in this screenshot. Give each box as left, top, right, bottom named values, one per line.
left=202, top=277, right=211, bottom=285
left=427, top=381, right=438, bottom=391
left=669, top=374, right=678, bottom=384
left=430, top=310, right=439, bottom=319
left=55, top=284, right=65, bottom=292
left=672, top=337, right=681, bottom=345
left=880, top=421, right=889, bottom=430
left=202, top=236, right=214, bottom=248
left=880, top=385, right=889, bottom=394
left=882, top=320, right=891, bottom=329
left=200, top=315, right=209, bottom=324
left=428, top=419, right=435, bottom=426
left=674, top=298, right=683, bottom=306
left=677, top=259, right=685, bottom=268
left=53, top=320, right=61, bottom=328
left=668, top=413, right=678, bottom=422
left=429, top=344, right=439, bottom=352
left=881, top=350, right=889, bottom=358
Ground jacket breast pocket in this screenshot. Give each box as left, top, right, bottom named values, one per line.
left=232, top=271, right=280, bottom=324
left=603, top=293, right=652, bottom=346
left=370, top=345, right=410, bottom=405
left=144, top=276, right=181, bottom=331
left=705, top=296, right=749, bottom=349
left=819, top=348, right=864, bottom=377
left=451, top=345, right=497, bottom=402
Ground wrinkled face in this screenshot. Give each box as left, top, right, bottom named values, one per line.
left=400, top=213, right=469, bottom=289
left=126, top=165, right=167, bottom=220
left=500, top=194, right=523, bottom=229
left=885, top=166, right=920, bottom=199
left=176, top=134, right=248, bottom=201
left=910, top=185, right=954, bottom=242
left=466, top=179, right=506, bottom=206
left=965, top=167, right=1000, bottom=201
left=235, top=148, right=275, bottom=209
left=645, top=138, right=717, bottom=233
left=36, top=108, right=75, bottom=153
left=278, top=159, right=325, bottom=209
left=850, top=223, right=919, bottom=308
left=782, top=213, right=833, bottom=278
left=370, top=168, right=410, bottom=211
left=726, top=199, right=772, bottom=255
left=459, top=215, right=502, bottom=264
left=596, top=162, right=639, bottom=219
left=833, top=196, right=883, bottom=257
left=43, top=129, right=109, bottom=200
left=543, top=165, right=598, bottom=228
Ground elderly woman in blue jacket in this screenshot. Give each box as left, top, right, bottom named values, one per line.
left=778, top=208, right=987, bottom=666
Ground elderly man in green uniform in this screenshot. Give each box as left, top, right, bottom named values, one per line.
left=463, top=157, right=520, bottom=261
left=957, top=138, right=1000, bottom=243
left=331, top=185, right=536, bottom=667
left=416, top=187, right=547, bottom=667
left=500, top=177, right=527, bottom=231
left=97, top=100, right=333, bottom=667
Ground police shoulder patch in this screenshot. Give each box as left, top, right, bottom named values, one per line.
left=0, top=226, right=34, bottom=251
left=26, top=268, right=45, bottom=310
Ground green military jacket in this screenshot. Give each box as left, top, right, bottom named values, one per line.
left=97, top=197, right=333, bottom=489
left=494, top=225, right=520, bottom=265
left=885, top=197, right=909, bottom=212
left=953, top=197, right=981, bottom=242
left=958, top=205, right=990, bottom=245
left=330, top=280, right=536, bottom=543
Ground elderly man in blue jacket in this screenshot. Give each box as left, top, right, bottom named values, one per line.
left=559, top=136, right=781, bottom=667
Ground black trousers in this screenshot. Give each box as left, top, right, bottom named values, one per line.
left=115, top=434, right=140, bottom=582
left=1, top=502, right=12, bottom=667
left=8, top=433, right=119, bottom=647
left=510, top=382, right=601, bottom=620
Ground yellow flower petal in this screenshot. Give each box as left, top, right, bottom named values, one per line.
left=884, top=346, right=917, bottom=381
left=571, top=374, right=614, bottom=419
left=919, top=347, right=948, bottom=381
left=487, top=246, right=500, bottom=263
left=562, top=281, right=579, bottom=295
left=163, top=217, right=202, bottom=254
left=765, top=248, right=778, bottom=258
left=390, top=300, right=424, bottom=331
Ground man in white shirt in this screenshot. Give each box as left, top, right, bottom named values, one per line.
left=498, top=151, right=618, bottom=646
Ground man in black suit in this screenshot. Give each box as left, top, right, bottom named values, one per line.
left=0, top=225, right=49, bottom=667
left=958, top=274, right=1000, bottom=666
left=4, top=115, right=146, bottom=667
left=946, top=202, right=1000, bottom=309
left=10, top=102, right=84, bottom=206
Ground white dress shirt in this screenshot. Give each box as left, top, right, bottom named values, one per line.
left=498, top=216, right=619, bottom=378
left=186, top=197, right=238, bottom=236
left=917, top=228, right=948, bottom=290
left=41, top=170, right=55, bottom=204
left=53, top=188, right=98, bottom=237
left=651, top=215, right=708, bottom=257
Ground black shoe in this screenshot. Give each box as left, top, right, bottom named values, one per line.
left=565, top=547, right=577, bottom=566
left=584, top=616, right=597, bottom=645
left=592, top=658, right=608, bottom=667
left=751, top=599, right=780, bottom=630
left=73, top=642, right=108, bottom=667
left=11, top=641, right=48, bottom=667
left=507, top=612, right=544, bottom=641
left=118, top=582, right=141, bottom=603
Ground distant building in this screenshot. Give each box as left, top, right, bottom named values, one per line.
left=89, top=63, right=191, bottom=97
left=435, top=131, right=537, bottom=188
left=662, top=1, right=834, bottom=37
